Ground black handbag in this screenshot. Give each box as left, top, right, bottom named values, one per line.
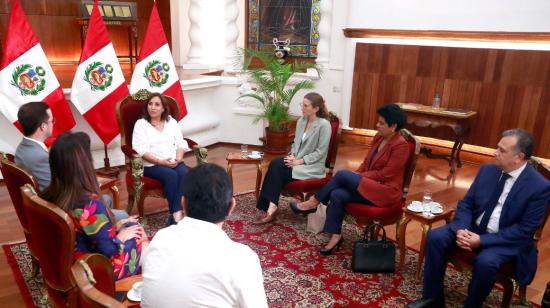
left=351, top=223, right=396, bottom=273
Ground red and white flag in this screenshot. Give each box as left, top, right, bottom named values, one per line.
left=130, top=1, right=187, bottom=120
left=0, top=0, right=75, bottom=137
left=71, top=0, right=129, bottom=144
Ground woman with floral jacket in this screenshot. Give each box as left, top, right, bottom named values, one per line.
left=41, top=132, right=147, bottom=280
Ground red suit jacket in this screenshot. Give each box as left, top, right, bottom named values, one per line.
left=356, top=133, right=410, bottom=207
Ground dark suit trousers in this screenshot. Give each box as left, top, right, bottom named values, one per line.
left=314, top=170, right=370, bottom=234
left=256, top=157, right=293, bottom=212
left=144, top=163, right=189, bottom=214
left=423, top=225, right=516, bottom=308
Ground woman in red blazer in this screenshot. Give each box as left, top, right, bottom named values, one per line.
left=291, top=104, right=409, bottom=255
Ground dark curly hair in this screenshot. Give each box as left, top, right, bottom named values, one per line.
left=377, top=103, right=407, bottom=130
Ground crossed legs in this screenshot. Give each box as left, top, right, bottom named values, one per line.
left=294, top=170, right=369, bottom=250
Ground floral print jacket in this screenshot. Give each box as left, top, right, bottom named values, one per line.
left=72, top=195, right=142, bottom=280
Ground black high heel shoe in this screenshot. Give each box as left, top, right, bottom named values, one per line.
left=289, top=200, right=317, bottom=214
left=320, top=237, right=344, bottom=256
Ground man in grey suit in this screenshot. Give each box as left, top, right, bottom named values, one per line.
left=15, top=101, right=52, bottom=191
left=14, top=102, right=128, bottom=220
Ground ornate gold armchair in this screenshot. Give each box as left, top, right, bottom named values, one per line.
left=115, top=89, right=207, bottom=217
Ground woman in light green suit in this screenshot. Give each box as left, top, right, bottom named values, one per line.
left=254, top=92, right=332, bottom=224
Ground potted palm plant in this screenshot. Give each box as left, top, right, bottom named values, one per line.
left=238, top=48, right=320, bottom=153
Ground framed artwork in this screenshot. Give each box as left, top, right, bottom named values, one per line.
left=247, top=0, right=321, bottom=58
left=80, top=1, right=137, bottom=21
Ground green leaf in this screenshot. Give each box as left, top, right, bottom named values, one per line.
left=237, top=47, right=322, bottom=130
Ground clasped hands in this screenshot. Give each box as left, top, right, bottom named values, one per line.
left=116, top=215, right=147, bottom=243
left=456, top=229, right=481, bottom=251
left=284, top=154, right=304, bottom=167
left=157, top=158, right=181, bottom=168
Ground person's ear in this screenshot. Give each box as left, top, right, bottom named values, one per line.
left=390, top=123, right=398, bottom=132
left=227, top=197, right=236, bottom=216
left=517, top=151, right=526, bottom=162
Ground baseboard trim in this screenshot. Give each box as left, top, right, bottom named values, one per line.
left=341, top=128, right=550, bottom=166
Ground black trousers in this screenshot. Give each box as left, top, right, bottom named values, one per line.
left=256, top=157, right=294, bottom=212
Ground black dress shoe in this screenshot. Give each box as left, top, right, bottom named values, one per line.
left=405, top=297, right=445, bottom=308
left=319, top=238, right=344, bottom=256
left=289, top=200, right=317, bottom=214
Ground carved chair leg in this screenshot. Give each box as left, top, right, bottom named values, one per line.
left=395, top=220, right=401, bottom=242
left=500, top=279, right=515, bottom=308
left=137, top=195, right=146, bottom=218
left=518, top=285, right=529, bottom=306
left=30, top=255, right=40, bottom=277
left=126, top=193, right=135, bottom=215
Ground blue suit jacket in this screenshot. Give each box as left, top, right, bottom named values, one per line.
left=450, top=163, right=550, bottom=285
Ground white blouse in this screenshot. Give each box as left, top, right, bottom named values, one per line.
left=132, top=117, right=189, bottom=167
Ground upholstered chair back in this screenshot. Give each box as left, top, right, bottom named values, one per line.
left=21, top=184, right=76, bottom=307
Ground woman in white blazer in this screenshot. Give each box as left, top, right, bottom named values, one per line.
left=254, top=92, right=332, bottom=224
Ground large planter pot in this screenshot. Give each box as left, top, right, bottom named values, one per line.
left=264, top=128, right=291, bottom=154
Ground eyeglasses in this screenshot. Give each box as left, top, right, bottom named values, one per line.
left=300, top=103, right=312, bottom=108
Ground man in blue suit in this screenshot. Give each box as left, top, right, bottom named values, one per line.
left=407, top=128, right=550, bottom=308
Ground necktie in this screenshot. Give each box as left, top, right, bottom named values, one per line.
left=478, top=172, right=511, bottom=233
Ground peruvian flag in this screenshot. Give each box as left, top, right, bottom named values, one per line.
left=130, top=1, right=187, bottom=120
left=0, top=0, right=75, bottom=137
left=71, top=0, right=129, bottom=144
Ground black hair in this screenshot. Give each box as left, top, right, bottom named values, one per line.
left=377, top=103, right=407, bottom=130
left=182, top=163, right=233, bottom=223
left=143, top=93, right=170, bottom=123
left=502, top=128, right=535, bottom=160
left=17, top=101, right=50, bottom=136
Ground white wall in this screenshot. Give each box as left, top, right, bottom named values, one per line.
left=4, top=0, right=550, bottom=179
left=346, top=0, right=550, bottom=31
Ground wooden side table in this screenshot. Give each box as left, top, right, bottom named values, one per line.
left=97, top=175, right=121, bottom=210
left=397, top=103, right=476, bottom=174
left=115, top=274, right=142, bottom=307
left=398, top=203, right=456, bottom=280
left=226, top=152, right=263, bottom=198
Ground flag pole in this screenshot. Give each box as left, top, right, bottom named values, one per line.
left=97, top=144, right=119, bottom=178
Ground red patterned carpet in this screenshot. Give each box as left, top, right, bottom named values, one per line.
left=2, top=192, right=530, bottom=307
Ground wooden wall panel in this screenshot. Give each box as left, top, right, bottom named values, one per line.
left=0, top=0, right=172, bottom=64
left=350, top=43, right=550, bottom=158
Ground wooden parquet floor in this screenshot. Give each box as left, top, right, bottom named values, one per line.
left=0, top=143, right=548, bottom=306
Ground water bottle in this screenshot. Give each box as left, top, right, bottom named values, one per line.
left=432, top=92, right=441, bottom=109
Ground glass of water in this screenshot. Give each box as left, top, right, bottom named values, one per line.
left=240, top=144, right=248, bottom=158
left=422, top=191, right=432, bottom=216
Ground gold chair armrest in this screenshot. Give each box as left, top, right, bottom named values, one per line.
left=193, top=146, right=208, bottom=165
left=128, top=155, right=144, bottom=214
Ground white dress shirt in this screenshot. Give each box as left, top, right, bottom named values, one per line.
left=132, top=117, right=189, bottom=167
left=476, top=163, right=527, bottom=233
left=141, top=217, right=268, bottom=308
